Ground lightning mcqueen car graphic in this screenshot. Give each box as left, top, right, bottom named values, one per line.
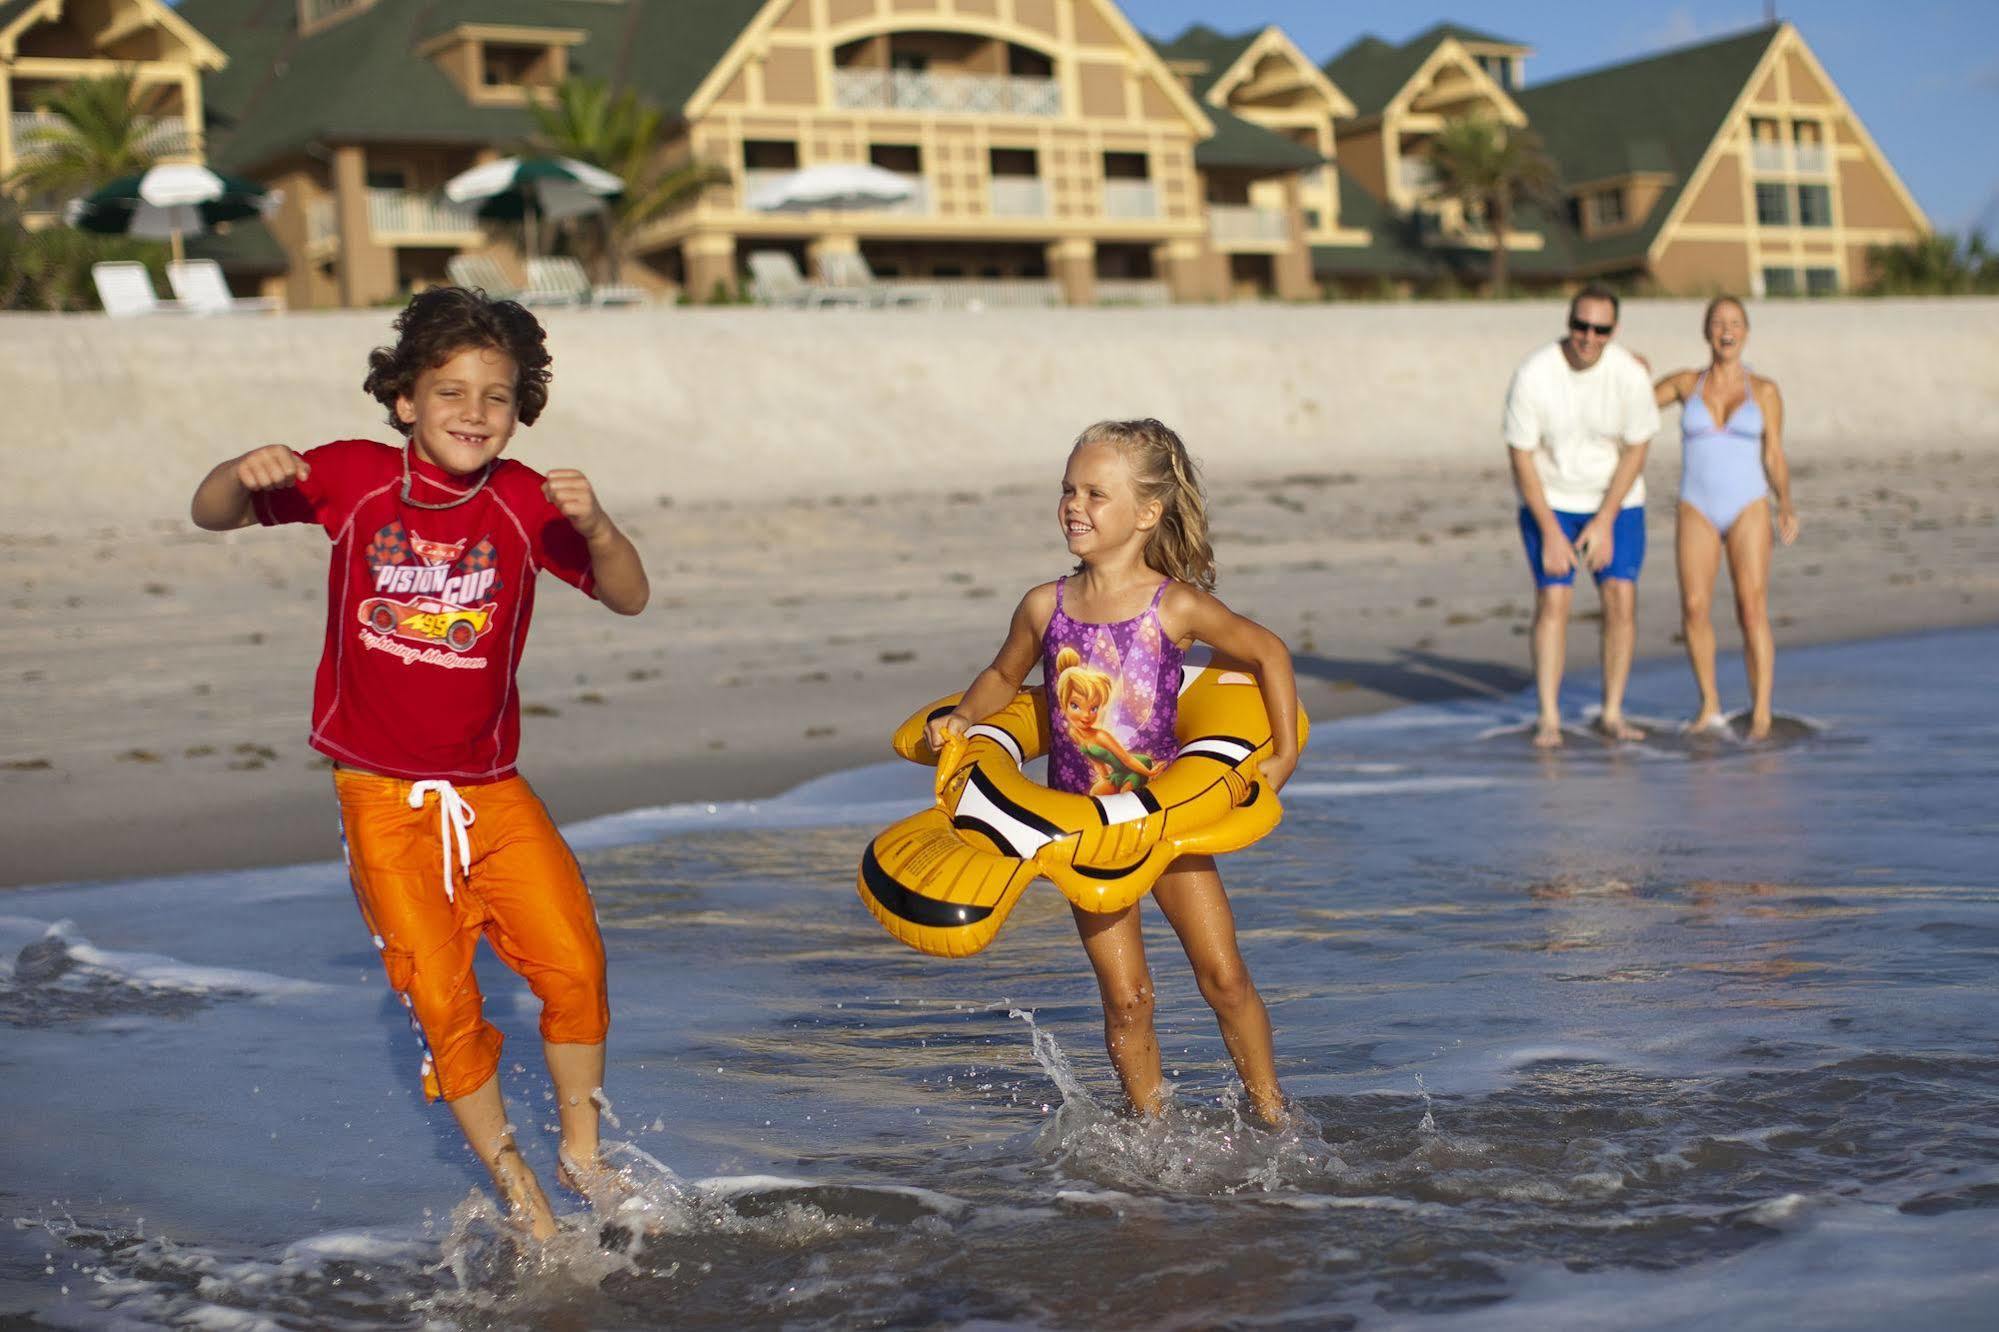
left=357, top=597, right=498, bottom=653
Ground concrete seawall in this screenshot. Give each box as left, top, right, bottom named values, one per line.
left=5, top=298, right=1996, bottom=527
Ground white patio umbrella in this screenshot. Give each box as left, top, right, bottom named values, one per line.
left=66, top=162, right=280, bottom=265
left=746, top=162, right=914, bottom=213
left=443, top=155, right=624, bottom=256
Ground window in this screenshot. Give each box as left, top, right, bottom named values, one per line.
left=1587, top=188, right=1626, bottom=229
left=1796, top=184, right=1833, bottom=227
left=1102, top=152, right=1149, bottom=180
left=1762, top=266, right=1799, bottom=296
left=989, top=148, right=1039, bottom=177
left=869, top=144, right=922, bottom=174
left=1754, top=183, right=1790, bottom=226
left=742, top=140, right=799, bottom=170
left=482, top=43, right=552, bottom=88
left=1302, top=208, right=1323, bottom=231
left=365, top=168, right=408, bottom=191
left=1805, top=267, right=1839, bottom=296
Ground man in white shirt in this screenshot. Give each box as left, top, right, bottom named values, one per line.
left=1504, top=285, right=1661, bottom=747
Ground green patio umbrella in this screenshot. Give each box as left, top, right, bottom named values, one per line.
left=65, top=162, right=276, bottom=265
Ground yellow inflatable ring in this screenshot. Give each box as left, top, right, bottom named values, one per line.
left=856, top=647, right=1308, bottom=957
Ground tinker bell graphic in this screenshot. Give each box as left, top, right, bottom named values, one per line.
left=1052, top=645, right=1167, bottom=795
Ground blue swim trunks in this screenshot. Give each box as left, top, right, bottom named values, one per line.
left=1518, top=506, right=1646, bottom=587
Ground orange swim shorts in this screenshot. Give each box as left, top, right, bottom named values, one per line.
left=334, top=768, right=609, bottom=1102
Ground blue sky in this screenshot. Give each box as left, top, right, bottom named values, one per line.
left=1126, top=1, right=1999, bottom=236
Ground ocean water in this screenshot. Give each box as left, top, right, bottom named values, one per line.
left=3, top=628, right=1996, bottom=1330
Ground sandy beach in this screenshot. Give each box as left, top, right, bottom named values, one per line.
left=3, top=300, right=1996, bottom=887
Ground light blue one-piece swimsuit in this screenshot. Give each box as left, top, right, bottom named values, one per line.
left=1680, top=370, right=1768, bottom=534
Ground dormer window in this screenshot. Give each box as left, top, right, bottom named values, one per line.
left=1587, top=187, right=1626, bottom=229
left=418, top=24, right=584, bottom=106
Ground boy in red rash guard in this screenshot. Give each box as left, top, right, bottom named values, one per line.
left=190, top=287, right=649, bottom=1240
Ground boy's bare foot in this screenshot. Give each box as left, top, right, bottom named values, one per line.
left=492, top=1150, right=559, bottom=1241
left=1250, top=1094, right=1290, bottom=1130
left=557, top=1146, right=624, bottom=1205
left=1532, top=718, right=1565, bottom=749
left=1593, top=714, right=1644, bottom=742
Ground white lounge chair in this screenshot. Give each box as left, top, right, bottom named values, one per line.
left=818, top=250, right=934, bottom=308
left=446, top=254, right=522, bottom=301
left=167, top=259, right=280, bottom=315
left=747, top=250, right=864, bottom=308
left=526, top=256, right=647, bottom=308
left=91, top=260, right=182, bottom=317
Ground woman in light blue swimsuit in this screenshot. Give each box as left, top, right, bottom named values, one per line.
left=1655, top=296, right=1799, bottom=740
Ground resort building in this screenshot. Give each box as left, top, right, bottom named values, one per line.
left=25, top=1, right=1926, bottom=307
left=1, top=0, right=224, bottom=213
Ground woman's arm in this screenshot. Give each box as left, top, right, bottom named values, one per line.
left=1758, top=379, right=1798, bottom=545
left=1165, top=586, right=1300, bottom=790
left=927, top=585, right=1051, bottom=750
left=1653, top=368, right=1694, bottom=409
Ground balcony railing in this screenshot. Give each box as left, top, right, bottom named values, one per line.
left=833, top=68, right=1061, bottom=117
left=1096, top=278, right=1170, bottom=306
left=1208, top=204, right=1289, bottom=245
left=1397, top=157, right=1437, bottom=196
left=1751, top=141, right=1789, bottom=173
left=1792, top=144, right=1830, bottom=174
left=366, top=188, right=481, bottom=240
left=988, top=177, right=1048, bottom=218
left=11, top=112, right=193, bottom=160
left=1102, top=180, right=1159, bottom=219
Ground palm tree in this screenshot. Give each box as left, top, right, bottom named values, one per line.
left=5, top=70, right=163, bottom=206
left=529, top=77, right=729, bottom=283
left=1422, top=115, right=1559, bottom=296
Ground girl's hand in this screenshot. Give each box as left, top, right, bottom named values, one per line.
left=544, top=468, right=608, bottom=540
left=1259, top=751, right=1299, bottom=793
left=1777, top=505, right=1800, bottom=545
left=926, top=713, right=969, bottom=754
left=234, top=445, right=309, bottom=492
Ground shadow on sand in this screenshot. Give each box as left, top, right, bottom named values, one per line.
left=1294, top=650, right=1532, bottom=706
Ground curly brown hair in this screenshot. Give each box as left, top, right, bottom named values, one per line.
left=362, top=285, right=553, bottom=434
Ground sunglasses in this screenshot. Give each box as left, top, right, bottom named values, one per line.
left=1568, top=319, right=1615, bottom=337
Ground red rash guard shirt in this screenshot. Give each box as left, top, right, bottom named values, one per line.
left=254, top=439, right=597, bottom=782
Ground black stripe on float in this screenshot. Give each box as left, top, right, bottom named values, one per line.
left=969, top=767, right=1065, bottom=839
left=950, top=815, right=1016, bottom=858
left=861, top=844, right=992, bottom=928
left=1239, top=782, right=1261, bottom=808
left=925, top=705, right=957, bottom=723
left=1071, top=856, right=1152, bottom=880
left=1136, top=786, right=1162, bottom=815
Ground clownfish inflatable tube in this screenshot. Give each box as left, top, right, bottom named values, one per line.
left=856, top=647, right=1308, bottom=957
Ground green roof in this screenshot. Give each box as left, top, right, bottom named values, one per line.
left=1324, top=22, right=1528, bottom=121
left=1195, top=103, right=1322, bottom=173
left=1516, top=23, right=1779, bottom=270
left=176, top=0, right=764, bottom=173
left=1151, top=23, right=1259, bottom=100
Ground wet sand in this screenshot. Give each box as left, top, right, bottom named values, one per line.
left=4, top=446, right=1994, bottom=888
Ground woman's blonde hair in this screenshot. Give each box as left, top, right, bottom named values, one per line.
left=1072, top=418, right=1216, bottom=590
left=1703, top=294, right=1748, bottom=334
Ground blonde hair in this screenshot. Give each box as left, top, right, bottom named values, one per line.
left=1703, top=294, right=1748, bottom=334
left=1072, top=418, right=1216, bottom=590
left=1052, top=646, right=1114, bottom=721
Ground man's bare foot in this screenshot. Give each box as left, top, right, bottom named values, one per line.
left=1533, top=718, right=1565, bottom=749
left=1593, top=714, right=1644, bottom=741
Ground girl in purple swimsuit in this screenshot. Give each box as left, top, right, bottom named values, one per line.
left=928, top=419, right=1301, bottom=1126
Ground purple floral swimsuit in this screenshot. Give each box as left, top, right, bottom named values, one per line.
left=1042, top=578, right=1186, bottom=795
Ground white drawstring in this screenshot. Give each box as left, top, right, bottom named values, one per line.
left=408, top=780, right=476, bottom=902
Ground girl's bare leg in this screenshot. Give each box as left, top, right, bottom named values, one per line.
left=447, top=1075, right=558, bottom=1240
left=1151, top=855, right=1285, bottom=1125
left=1071, top=901, right=1166, bottom=1116
left=1725, top=501, right=1777, bottom=738
left=544, top=1040, right=609, bottom=1194
left=1677, top=501, right=1726, bottom=729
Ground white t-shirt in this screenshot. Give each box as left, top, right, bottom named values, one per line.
left=1502, top=341, right=1660, bottom=512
